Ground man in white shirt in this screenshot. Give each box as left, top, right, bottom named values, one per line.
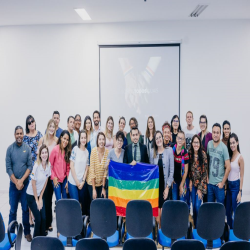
left=183, top=111, right=199, bottom=150
left=92, top=111, right=103, bottom=146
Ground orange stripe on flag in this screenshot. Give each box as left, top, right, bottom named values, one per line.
left=109, top=196, right=158, bottom=209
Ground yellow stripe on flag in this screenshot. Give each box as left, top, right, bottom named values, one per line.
left=109, top=186, right=159, bottom=200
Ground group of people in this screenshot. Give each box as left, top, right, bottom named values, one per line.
left=5, top=110, right=244, bottom=242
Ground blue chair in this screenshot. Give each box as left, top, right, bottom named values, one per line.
left=85, top=199, right=122, bottom=247
left=76, top=238, right=109, bottom=250
left=31, top=236, right=64, bottom=250
left=171, top=239, right=205, bottom=250
left=192, top=202, right=225, bottom=249
left=228, top=202, right=250, bottom=242
left=123, top=200, right=156, bottom=241
left=123, top=238, right=157, bottom=250
left=0, top=213, right=18, bottom=250
left=56, top=199, right=84, bottom=247
left=158, top=201, right=189, bottom=249
left=220, top=241, right=250, bottom=250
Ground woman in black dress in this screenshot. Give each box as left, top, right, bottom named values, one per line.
left=150, top=131, right=174, bottom=228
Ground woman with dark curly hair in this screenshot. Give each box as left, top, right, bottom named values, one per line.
left=50, top=130, right=72, bottom=201
left=189, top=134, right=208, bottom=228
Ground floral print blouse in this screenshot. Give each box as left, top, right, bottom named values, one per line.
left=23, top=131, right=43, bottom=166
left=189, top=150, right=208, bottom=194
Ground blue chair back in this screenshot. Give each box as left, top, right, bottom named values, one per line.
left=123, top=238, right=157, bottom=250
left=234, top=202, right=250, bottom=241
left=161, top=201, right=189, bottom=240
left=31, top=236, right=65, bottom=250
left=56, top=199, right=83, bottom=237
left=197, top=203, right=225, bottom=240
left=0, top=213, right=5, bottom=242
left=76, top=238, right=109, bottom=250
left=220, top=241, right=250, bottom=250
left=126, top=200, right=153, bottom=237
left=90, top=199, right=117, bottom=239
left=171, top=239, right=205, bottom=250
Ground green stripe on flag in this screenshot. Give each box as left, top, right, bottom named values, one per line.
left=109, top=176, right=159, bottom=191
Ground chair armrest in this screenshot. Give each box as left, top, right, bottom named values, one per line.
left=7, top=220, right=18, bottom=247
left=83, top=216, right=90, bottom=238
left=153, top=217, right=156, bottom=241
left=187, top=221, right=193, bottom=239
left=221, top=222, right=230, bottom=243
left=117, top=216, right=123, bottom=245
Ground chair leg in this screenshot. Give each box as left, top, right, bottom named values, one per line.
left=206, top=240, right=213, bottom=249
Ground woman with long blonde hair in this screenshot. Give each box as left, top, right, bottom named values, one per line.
left=104, top=116, right=114, bottom=150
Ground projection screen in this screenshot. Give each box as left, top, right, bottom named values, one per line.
left=99, top=44, right=180, bottom=135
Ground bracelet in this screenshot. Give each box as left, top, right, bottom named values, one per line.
left=240, top=190, right=242, bottom=193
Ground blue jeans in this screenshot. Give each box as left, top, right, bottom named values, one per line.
left=52, top=178, right=67, bottom=201
left=207, top=183, right=225, bottom=204
left=191, top=185, right=203, bottom=228
left=9, top=181, right=30, bottom=235
left=172, top=180, right=187, bottom=202
left=68, top=181, right=88, bottom=205
left=186, top=178, right=191, bottom=211
left=226, top=179, right=240, bottom=229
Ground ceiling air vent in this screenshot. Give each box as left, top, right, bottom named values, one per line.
left=190, top=5, right=208, bottom=17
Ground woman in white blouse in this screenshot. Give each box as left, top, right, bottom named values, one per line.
left=26, top=144, right=51, bottom=238
left=68, top=130, right=89, bottom=205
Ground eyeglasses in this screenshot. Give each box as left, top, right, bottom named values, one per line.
left=173, top=120, right=179, bottom=123
left=193, top=141, right=200, bottom=145
left=117, top=139, right=123, bottom=143
left=28, top=119, right=35, bottom=126
left=156, top=136, right=162, bottom=141
left=199, top=121, right=206, bottom=124
left=177, top=137, right=184, bottom=141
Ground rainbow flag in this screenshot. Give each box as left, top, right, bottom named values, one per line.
left=108, top=161, right=159, bottom=217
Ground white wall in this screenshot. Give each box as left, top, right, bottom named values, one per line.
left=0, top=20, right=249, bottom=192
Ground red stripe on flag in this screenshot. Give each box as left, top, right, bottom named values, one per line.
left=116, top=206, right=126, bottom=217
left=153, top=207, right=158, bottom=217
left=115, top=206, right=158, bottom=217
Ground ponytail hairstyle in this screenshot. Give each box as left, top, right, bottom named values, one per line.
left=227, top=133, right=240, bottom=160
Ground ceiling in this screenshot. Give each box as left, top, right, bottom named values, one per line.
left=0, top=0, right=249, bottom=26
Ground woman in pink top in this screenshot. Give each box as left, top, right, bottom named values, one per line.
left=104, top=116, right=114, bottom=150
left=226, top=133, right=244, bottom=229
left=50, top=130, right=72, bottom=201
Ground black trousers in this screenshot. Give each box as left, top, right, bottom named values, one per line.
left=43, top=178, right=53, bottom=229
left=87, top=184, right=103, bottom=201
left=26, top=194, right=46, bottom=238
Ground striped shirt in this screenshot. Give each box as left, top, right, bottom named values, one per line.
left=87, top=147, right=109, bottom=187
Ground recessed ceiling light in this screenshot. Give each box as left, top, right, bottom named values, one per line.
left=75, top=9, right=91, bottom=21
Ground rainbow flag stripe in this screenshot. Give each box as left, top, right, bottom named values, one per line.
left=108, top=161, right=159, bottom=217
